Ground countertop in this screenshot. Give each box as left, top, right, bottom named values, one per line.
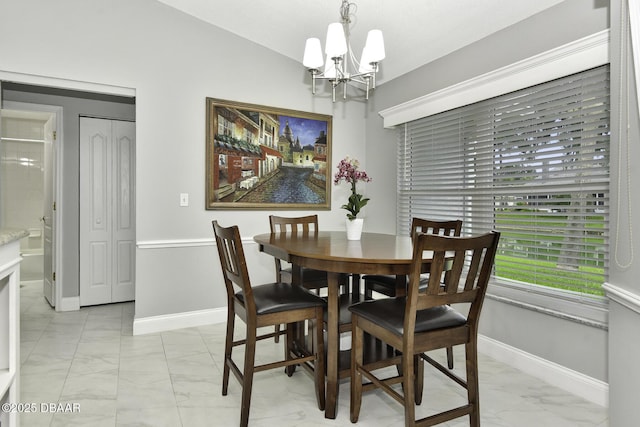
left=0, top=228, right=29, bottom=247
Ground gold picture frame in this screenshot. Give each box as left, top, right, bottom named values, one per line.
left=205, top=98, right=332, bottom=210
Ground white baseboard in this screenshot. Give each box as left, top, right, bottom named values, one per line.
left=58, top=296, right=79, bottom=312
left=20, top=279, right=42, bottom=286
left=478, top=334, right=609, bottom=407
left=133, top=307, right=227, bottom=335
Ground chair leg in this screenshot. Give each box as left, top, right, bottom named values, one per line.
left=285, top=322, right=296, bottom=377
left=364, top=283, right=373, bottom=300
left=350, top=319, right=364, bottom=423
left=351, top=274, right=361, bottom=297
left=312, top=310, right=326, bottom=411
left=414, top=354, right=424, bottom=405
left=274, top=324, right=280, bottom=343
left=446, top=346, right=454, bottom=369
left=466, top=340, right=480, bottom=427
left=222, top=308, right=235, bottom=396
left=402, top=351, right=416, bottom=427
left=240, top=327, right=257, bottom=427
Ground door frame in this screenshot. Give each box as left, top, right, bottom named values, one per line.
left=1, top=71, right=136, bottom=311
left=4, top=101, right=64, bottom=309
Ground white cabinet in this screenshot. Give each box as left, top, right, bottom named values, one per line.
left=0, top=229, right=26, bottom=427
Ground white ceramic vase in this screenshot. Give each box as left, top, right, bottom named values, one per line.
left=346, top=218, right=364, bottom=240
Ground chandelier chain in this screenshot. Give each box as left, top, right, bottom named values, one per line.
left=340, top=1, right=355, bottom=25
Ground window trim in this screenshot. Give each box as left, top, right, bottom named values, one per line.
left=379, top=30, right=610, bottom=129
left=384, top=30, right=611, bottom=328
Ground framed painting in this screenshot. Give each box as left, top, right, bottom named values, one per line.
left=205, top=97, right=332, bottom=210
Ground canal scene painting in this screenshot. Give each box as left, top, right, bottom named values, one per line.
left=206, top=98, right=332, bottom=209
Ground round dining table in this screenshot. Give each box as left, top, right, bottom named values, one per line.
left=254, top=231, right=425, bottom=419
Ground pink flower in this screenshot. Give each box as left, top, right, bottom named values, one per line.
left=334, top=157, right=372, bottom=220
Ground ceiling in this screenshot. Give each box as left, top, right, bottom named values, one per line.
left=156, top=0, right=565, bottom=84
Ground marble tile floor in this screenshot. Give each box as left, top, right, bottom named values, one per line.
left=18, top=281, right=608, bottom=426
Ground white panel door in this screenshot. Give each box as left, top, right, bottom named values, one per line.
left=111, top=121, right=135, bottom=303
left=43, top=114, right=56, bottom=306
left=80, top=118, right=135, bottom=306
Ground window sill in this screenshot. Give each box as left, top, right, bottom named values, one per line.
left=487, top=279, right=609, bottom=330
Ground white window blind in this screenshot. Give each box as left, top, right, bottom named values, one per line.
left=397, top=65, right=610, bottom=296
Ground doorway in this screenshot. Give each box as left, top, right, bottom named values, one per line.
left=0, top=106, right=59, bottom=307
left=2, top=81, right=136, bottom=310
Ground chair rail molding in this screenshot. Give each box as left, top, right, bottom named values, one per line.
left=379, top=30, right=610, bottom=128
left=136, top=237, right=258, bottom=250
left=603, top=282, right=640, bottom=315
left=136, top=238, right=214, bottom=250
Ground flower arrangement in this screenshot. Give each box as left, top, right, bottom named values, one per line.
left=333, top=157, right=372, bottom=220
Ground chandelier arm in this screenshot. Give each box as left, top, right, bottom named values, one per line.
left=312, top=73, right=373, bottom=86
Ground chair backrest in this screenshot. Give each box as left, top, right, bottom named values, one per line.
left=212, top=220, right=256, bottom=312
left=269, top=214, right=319, bottom=234
left=410, top=218, right=462, bottom=240
left=406, top=231, right=500, bottom=336
left=269, top=215, right=320, bottom=280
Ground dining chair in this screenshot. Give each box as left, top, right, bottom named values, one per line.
left=363, top=218, right=463, bottom=300
left=269, top=214, right=361, bottom=346
left=212, top=220, right=326, bottom=427
left=269, top=214, right=348, bottom=342
left=349, top=231, right=500, bottom=427
left=269, top=215, right=332, bottom=293
left=363, top=218, right=463, bottom=369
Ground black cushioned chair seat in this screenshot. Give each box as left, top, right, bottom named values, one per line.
left=236, top=283, right=326, bottom=315
left=349, top=297, right=466, bottom=336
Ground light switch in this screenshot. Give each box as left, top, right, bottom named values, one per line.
left=179, top=193, right=189, bottom=207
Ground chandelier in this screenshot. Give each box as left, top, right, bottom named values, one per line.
left=302, top=0, right=385, bottom=102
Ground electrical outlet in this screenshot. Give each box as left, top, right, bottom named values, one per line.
left=179, top=193, right=189, bottom=207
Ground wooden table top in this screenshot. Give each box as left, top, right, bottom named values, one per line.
left=254, top=230, right=441, bottom=301
left=254, top=231, right=416, bottom=268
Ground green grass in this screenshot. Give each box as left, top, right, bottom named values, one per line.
left=495, top=255, right=605, bottom=296
left=494, top=211, right=606, bottom=297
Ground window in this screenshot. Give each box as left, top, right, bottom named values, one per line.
left=218, top=114, right=233, bottom=136
left=397, top=65, right=610, bottom=299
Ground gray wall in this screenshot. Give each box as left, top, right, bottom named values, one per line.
left=2, top=84, right=135, bottom=298
left=365, top=0, right=611, bottom=382
left=0, top=0, right=368, bottom=319
left=607, top=0, right=640, bottom=424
